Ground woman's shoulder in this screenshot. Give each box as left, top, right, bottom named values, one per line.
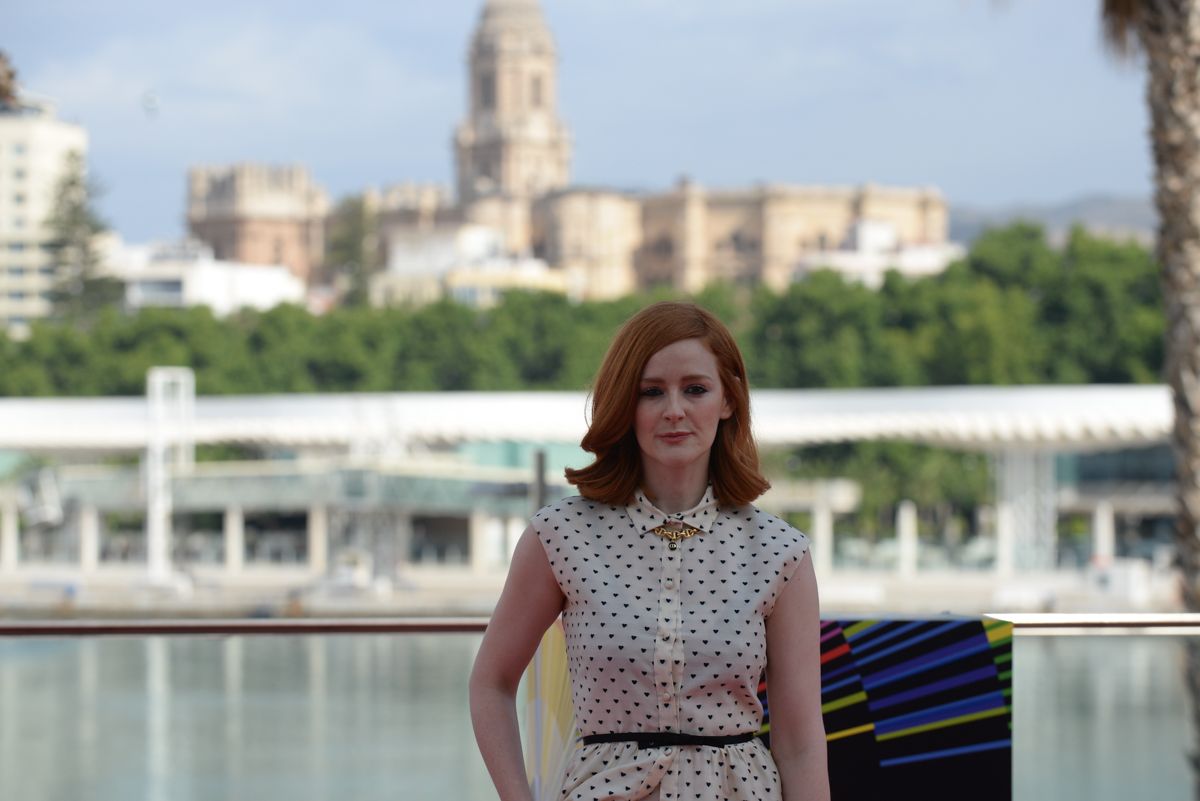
left=531, top=495, right=624, bottom=527
left=531, top=496, right=626, bottom=555
left=721, top=503, right=810, bottom=554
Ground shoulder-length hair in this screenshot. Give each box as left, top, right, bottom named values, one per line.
left=565, top=301, right=770, bottom=507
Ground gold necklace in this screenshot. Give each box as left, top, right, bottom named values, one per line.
left=650, top=519, right=703, bottom=550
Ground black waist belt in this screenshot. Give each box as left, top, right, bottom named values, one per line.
left=580, top=731, right=757, bottom=750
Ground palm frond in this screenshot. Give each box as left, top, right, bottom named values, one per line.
left=1102, top=0, right=1143, bottom=57
left=0, top=51, right=17, bottom=107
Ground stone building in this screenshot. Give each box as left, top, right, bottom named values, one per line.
left=186, top=164, right=329, bottom=284
left=370, top=0, right=953, bottom=304
left=372, top=223, right=565, bottom=309
left=635, top=180, right=951, bottom=292
left=531, top=188, right=642, bottom=299
left=454, top=0, right=571, bottom=207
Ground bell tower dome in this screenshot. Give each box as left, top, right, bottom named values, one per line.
left=454, top=0, right=572, bottom=203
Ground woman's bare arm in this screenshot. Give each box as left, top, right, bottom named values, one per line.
left=469, top=525, right=566, bottom=801
left=765, top=554, right=831, bottom=801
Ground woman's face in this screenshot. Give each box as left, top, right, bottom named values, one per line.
left=634, top=338, right=733, bottom=477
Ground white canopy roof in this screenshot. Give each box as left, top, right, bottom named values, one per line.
left=0, top=385, right=1172, bottom=453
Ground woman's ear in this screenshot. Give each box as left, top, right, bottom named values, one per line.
left=720, top=376, right=739, bottom=422
left=720, top=377, right=737, bottom=420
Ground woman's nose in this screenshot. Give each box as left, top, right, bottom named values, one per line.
left=663, top=392, right=685, bottom=419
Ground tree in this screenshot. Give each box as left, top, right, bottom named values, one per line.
left=748, top=271, right=884, bottom=388
left=45, top=151, right=123, bottom=324
left=1042, top=226, right=1162, bottom=383
left=1102, top=6, right=1200, bottom=793
left=1102, top=3, right=1200, bottom=611
left=323, top=194, right=378, bottom=307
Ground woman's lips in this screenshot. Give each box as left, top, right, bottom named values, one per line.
left=658, top=432, right=691, bottom=443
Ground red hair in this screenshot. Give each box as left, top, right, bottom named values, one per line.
left=565, top=301, right=770, bottom=507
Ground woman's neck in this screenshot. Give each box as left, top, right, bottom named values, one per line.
left=641, top=463, right=709, bottom=514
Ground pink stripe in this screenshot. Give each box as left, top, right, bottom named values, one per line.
left=820, top=627, right=844, bottom=644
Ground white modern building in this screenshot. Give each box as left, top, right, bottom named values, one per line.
left=795, top=219, right=967, bottom=289
left=0, top=379, right=1181, bottom=613
left=102, top=237, right=306, bottom=316
left=0, top=95, right=88, bottom=335
left=371, top=223, right=565, bottom=308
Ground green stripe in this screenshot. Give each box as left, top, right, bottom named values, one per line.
left=822, top=691, right=867, bottom=714
left=842, top=620, right=877, bottom=638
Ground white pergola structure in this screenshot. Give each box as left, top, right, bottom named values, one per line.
left=0, top=377, right=1173, bottom=581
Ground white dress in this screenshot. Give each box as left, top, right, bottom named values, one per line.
left=533, top=487, right=810, bottom=801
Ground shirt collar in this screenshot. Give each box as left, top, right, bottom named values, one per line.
left=627, top=485, right=719, bottom=535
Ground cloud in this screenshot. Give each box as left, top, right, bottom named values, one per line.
left=10, top=0, right=1151, bottom=239
left=32, top=18, right=453, bottom=144
left=22, top=13, right=460, bottom=237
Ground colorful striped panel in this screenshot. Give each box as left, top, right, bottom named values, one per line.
left=758, top=616, right=1011, bottom=800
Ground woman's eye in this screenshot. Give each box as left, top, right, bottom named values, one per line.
left=685, top=385, right=708, bottom=395
left=640, top=387, right=663, bottom=397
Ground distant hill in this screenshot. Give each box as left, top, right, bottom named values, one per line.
left=950, top=195, right=1155, bottom=247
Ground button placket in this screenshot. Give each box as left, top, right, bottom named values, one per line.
left=653, top=535, right=683, bottom=734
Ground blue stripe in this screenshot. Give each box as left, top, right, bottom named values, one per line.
left=821, top=661, right=864, bottom=683
left=875, top=691, right=1007, bottom=735
left=863, top=635, right=991, bottom=691
left=868, top=665, right=998, bottom=712
left=856, top=621, right=971, bottom=668
left=880, top=739, right=1012, bottom=767
left=821, top=673, right=864, bottom=696
left=848, top=620, right=925, bottom=654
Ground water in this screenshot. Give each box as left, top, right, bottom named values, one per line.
left=0, top=635, right=495, bottom=801
left=1013, top=636, right=1193, bottom=801
left=0, top=634, right=1193, bottom=800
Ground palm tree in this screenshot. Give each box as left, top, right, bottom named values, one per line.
left=1103, top=3, right=1200, bottom=794
left=1103, top=2, right=1200, bottom=611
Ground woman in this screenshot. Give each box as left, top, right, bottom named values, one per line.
left=470, top=301, right=829, bottom=801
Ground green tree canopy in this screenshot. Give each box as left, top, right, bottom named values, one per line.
left=0, top=221, right=1163, bottom=397
left=45, top=150, right=123, bottom=325
left=322, top=194, right=379, bottom=307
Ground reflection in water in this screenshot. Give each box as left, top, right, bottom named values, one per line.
left=1014, top=637, right=1192, bottom=801
left=78, top=639, right=98, bottom=788
left=307, top=636, right=328, bottom=787
left=224, top=635, right=244, bottom=788
left=1189, top=640, right=1200, bottom=801
left=0, top=633, right=1192, bottom=800
left=0, top=634, right=494, bottom=801
left=0, top=641, right=14, bottom=794
left=147, top=637, right=169, bottom=801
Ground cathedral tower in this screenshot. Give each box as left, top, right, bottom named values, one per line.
left=454, top=0, right=571, bottom=204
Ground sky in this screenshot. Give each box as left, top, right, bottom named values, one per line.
left=7, top=0, right=1151, bottom=243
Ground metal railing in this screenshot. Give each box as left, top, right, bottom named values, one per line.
left=2, top=613, right=1198, bottom=637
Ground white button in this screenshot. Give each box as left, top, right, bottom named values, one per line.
left=661, top=630, right=671, bottom=640
left=660, top=692, right=671, bottom=703
left=664, top=577, right=676, bottom=589
left=663, top=747, right=674, bottom=756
